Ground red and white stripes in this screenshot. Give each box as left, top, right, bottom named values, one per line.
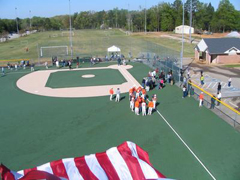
left=1, top=141, right=167, bottom=180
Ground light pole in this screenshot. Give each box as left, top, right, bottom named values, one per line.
left=144, top=0, right=147, bottom=34
left=69, top=0, right=73, bottom=59
left=15, top=8, right=19, bottom=34
left=189, top=0, right=192, bottom=43
left=180, top=0, right=185, bottom=70
left=29, top=10, right=32, bottom=29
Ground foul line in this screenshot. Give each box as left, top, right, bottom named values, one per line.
left=122, top=65, right=216, bottom=179
left=155, top=108, right=216, bottom=180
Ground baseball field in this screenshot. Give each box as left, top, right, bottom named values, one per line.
left=1, top=60, right=240, bottom=180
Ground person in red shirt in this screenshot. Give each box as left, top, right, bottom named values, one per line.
left=129, top=88, right=133, bottom=101
left=148, top=101, right=154, bottom=115
left=135, top=100, right=140, bottom=115
left=199, top=92, right=204, bottom=107
left=109, top=88, right=114, bottom=101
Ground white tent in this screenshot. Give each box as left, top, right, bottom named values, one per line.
left=226, top=31, right=240, bottom=38
left=107, top=45, right=121, bottom=53
left=107, top=45, right=121, bottom=57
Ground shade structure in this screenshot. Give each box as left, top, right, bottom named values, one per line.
left=107, top=45, right=121, bottom=53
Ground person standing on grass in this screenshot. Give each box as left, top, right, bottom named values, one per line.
left=142, top=100, right=147, bottom=116
left=45, top=62, right=48, bottom=69
left=109, top=88, right=114, bottom=101
left=31, top=63, right=34, bottom=72
left=130, top=97, right=135, bottom=112
left=182, top=85, right=187, bottom=98
left=115, top=88, right=120, bottom=102
left=217, top=92, right=221, bottom=106
left=217, top=82, right=221, bottom=93
left=210, top=95, right=216, bottom=109
left=1, top=67, right=5, bottom=76
left=152, top=94, right=157, bottom=109
left=199, top=92, right=204, bottom=107
left=15, top=64, right=18, bottom=71
left=148, top=100, right=154, bottom=115
left=68, top=60, right=72, bottom=70
left=135, top=100, right=140, bottom=115
left=228, top=77, right=232, bottom=87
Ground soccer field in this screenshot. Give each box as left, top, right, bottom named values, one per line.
left=0, top=62, right=240, bottom=180
left=0, top=29, right=195, bottom=64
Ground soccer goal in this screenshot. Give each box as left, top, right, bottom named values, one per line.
left=40, top=46, right=68, bottom=57
left=62, top=31, right=74, bottom=37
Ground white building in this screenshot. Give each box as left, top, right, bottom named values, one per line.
left=175, top=25, right=194, bottom=34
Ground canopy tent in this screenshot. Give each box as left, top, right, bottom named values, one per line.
left=107, top=45, right=121, bottom=58
left=107, top=45, right=121, bottom=52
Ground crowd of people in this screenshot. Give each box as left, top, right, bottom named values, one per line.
left=129, top=86, right=157, bottom=116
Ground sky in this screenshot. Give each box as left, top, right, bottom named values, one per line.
left=0, top=0, right=239, bottom=19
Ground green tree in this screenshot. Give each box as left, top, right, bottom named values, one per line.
left=211, top=0, right=239, bottom=32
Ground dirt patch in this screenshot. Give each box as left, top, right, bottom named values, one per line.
left=16, top=65, right=141, bottom=98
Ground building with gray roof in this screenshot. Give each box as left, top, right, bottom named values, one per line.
left=195, top=38, right=240, bottom=64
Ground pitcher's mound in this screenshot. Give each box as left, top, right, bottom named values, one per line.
left=82, top=74, right=95, bottom=78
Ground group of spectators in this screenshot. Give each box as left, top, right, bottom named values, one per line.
left=141, top=69, right=174, bottom=92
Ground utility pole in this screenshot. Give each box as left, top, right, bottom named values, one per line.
left=116, top=8, right=118, bottom=28
left=157, top=5, right=159, bottom=32
left=189, top=0, right=192, bottom=43
left=15, top=8, right=19, bottom=34
left=180, top=0, right=185, bottom=70
left=128, top=4, right=130, bottom=33
left=144, top=0, right=147, bottom=34
left=29, top=10, right=32, bottom=29
left=69, top=0, right=73, bottom=59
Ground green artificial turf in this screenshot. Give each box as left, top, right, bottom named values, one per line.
left=0, top=62, right=240, bottom=180
left=45, top=69, right=126, bottom=88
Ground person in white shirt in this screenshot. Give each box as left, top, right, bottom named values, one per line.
left=142, top=100, right=147, bottom=116
left=56, top=60, right=59, bottom=68
left=115, top=88, right=120, bottom=102
left=130, top=97, right=135, bottom=112
left=45, top=62, right=48, bottom=69
left=228, top=77, right=232, bottom=87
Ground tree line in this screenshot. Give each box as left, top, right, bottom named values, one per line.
left=0, top=0, right=239, bottom=35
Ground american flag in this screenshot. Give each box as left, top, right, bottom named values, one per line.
left=0, top=141, right=169, bottom=180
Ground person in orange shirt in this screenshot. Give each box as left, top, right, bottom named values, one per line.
left=129, top=88, right=133, bottom=101
left=135, top=100, right=140, bottom=115
left=148, top=101, right=154, bottom=115
left=109, top=88, right=114, bottom=101
left=199, top=92, right=204, bottom=107
left=141, top=88, right=146, bottom=100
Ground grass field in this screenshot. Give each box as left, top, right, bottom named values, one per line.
left=0, top=29, right=194, bottom=64
left=46, top=68, right=126, bottom=88
left=0, top=62, right=240, bottom=180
